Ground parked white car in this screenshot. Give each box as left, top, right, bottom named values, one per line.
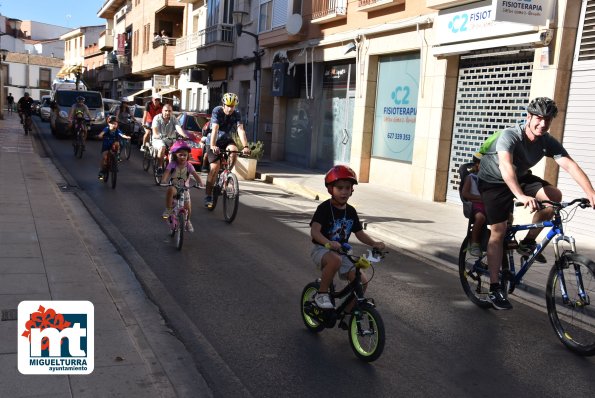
left=39, top=95, right=52, bottom=122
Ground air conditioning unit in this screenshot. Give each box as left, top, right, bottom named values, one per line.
left=189, top=69, right=209, bottom=84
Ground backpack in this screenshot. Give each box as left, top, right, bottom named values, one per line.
left=479, top=130, right=502, bottom=155
left=458, top=162, right=476, bottom=218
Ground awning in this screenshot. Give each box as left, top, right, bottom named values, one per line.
left=158, top=87, right=181, bottom=97
left=128, top=88, right=152, bottom=98
left=56, top=65, right=70, bottom=77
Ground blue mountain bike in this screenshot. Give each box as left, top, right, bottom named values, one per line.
left=459, top=198, right=595, bottom=356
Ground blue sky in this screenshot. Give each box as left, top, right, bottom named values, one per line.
left=0, top=0, right=105, bottom=29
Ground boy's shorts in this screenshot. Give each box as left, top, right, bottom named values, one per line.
left=310, top=244, right=354, bottom=280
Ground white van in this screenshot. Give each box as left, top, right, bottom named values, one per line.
left=51, top=78, right=87, bottom=92
left=50, top=90, right=104, bottom=137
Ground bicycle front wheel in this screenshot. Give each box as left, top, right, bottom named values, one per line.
left=546, top=253, right=595, bottom=356
left=222, top=173, right=239, bottom=223
left=459, top=236, right=492, bottom=308
left=142, top=150, right=151, bottom=171
left=122, top=140, right=131, bottom=160
left=349, top=304, right=385, bottom=362
left=175, top=213, right=184, bottom=250
left=110, top=165, right=117, bottom=189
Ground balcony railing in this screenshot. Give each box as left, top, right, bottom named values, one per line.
left=358, top=0, right=405, bottom=12
left=312, top=0, right=347, bottom=23
left=153, top=37, right=177, bottom=49
left=175, top=24, right=234, bottom=52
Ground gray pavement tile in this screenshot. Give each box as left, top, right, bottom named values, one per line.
left=93, top=328, right=145, bottom=368
left=0, top=319, right=18, bottom=355
left=48, top=281, right=113, bottom=304
left=45, top=263, right=100, bottom=284
left=0, top=258, right=45, bottom=274
left=0, top=353, right=72, bottom=397
left=0, top=274, right=49, bottom=295
left=68, top=363, right=169, bottom=398
left=0, top=243, right=41, bottom=258
left=0, top=230, right=38, bottom=244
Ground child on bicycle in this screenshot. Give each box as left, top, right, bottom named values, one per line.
left=461, top=152, right=486, bottom=257
left=161, top=140, right=204, bottom=233
left=97, top=116, right=130, bottom=180
left=310, top=165, right=385, bottom=309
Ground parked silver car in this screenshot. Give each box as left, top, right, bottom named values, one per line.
left=39, top=95, right=52, bottom=122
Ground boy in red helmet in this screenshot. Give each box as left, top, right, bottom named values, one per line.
left=309, top=165, right=385, bottom=309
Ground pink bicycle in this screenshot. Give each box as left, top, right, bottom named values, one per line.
left=161, top=178, right=200, bottom=250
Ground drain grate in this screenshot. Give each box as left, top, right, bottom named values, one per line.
left=1, top=309, right=18, bottom=321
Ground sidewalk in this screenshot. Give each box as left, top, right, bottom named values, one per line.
left=255, top=160, right=595, bottom=308
left=0, top=114, right=211, bottom=397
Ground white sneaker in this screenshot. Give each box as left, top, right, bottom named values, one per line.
left=314, top=293, right=333, bottom=309
left=185, top=220, right=194, bottom=233
left=468, top=243, right=482, bottom=257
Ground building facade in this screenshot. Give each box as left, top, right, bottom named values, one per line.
left=0, top=16, right=67, bottom=103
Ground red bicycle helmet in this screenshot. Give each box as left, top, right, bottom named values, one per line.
left=324, top=165, right=358, bottom=187
left=170, top=140, right=191, bottom=154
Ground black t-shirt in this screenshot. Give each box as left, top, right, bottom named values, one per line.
left=17, top=97, right=34, bottom=115
left=310, top=199, right=362, bottom=244
left=210, top=105, right=241, bottom=134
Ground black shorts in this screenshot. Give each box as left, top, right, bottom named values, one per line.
left=478, top=174, right=551, bottom=225
left=206, top=136, right=236, bottom=164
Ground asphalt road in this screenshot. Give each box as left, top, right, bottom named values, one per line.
left=34, top=117, right=595, bottom=397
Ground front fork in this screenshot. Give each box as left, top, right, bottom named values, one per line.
left=551, top=235, right=589, bottom=306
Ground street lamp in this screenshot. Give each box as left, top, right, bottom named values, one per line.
left=233, top=10, right=262, bottom=143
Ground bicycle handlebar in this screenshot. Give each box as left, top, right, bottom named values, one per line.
left=515, top=198, right=591, bottom=210
left=324, top=242, right=387, bottom=269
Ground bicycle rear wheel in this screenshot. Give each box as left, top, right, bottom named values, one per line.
left=175, top=213, right=184, bottom=250
left=222, top=173, right=239, bottom=223
left=110, top=162, right=117, bottom=189
left=546, top=253, right=595, bottom=356
left=300, top=282, right=325, bottom=333
left=459, top=236, right=492, bottom=308
left=349, top=304, right=385, bottom=362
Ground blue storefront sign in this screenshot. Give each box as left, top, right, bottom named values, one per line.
left=372, top=53, right=420, bottom=163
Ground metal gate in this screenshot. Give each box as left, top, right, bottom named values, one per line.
left=445, top=50, right=535, bottom=204
left=558, top=0, right=595, bottom=237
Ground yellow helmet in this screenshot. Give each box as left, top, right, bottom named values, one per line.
left=222, top=92, right=239, bottom=106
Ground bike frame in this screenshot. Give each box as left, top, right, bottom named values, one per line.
left=329, top=267, right=369, bottom=315
left=168, top=185, right=189, bottom=230
left=499, top=207, right=585, bottom=300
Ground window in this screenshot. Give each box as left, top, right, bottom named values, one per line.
left=39, top=68, right=51, bottom=90
left=259, top=1, right=273, bottom=32
left=259, top=0, right=297, bottom=33
left=133, top=30, right=139, bottom=56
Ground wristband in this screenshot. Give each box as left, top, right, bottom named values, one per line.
left=324, top=242, right=332, bottom=249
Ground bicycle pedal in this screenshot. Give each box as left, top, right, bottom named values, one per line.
left=338, top=320, right=348, bottom=330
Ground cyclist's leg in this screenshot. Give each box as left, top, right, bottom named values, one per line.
left=486, top=221, right=507, bottom=283
left=205, top=149, right=221, bottom=197
left=226, top=143, right=239, bottom=169
left=470, top=209, right=486, bottom=246
left=319, top=253, right=341, bottom=293
left=523, top=184, right=562, bottom=241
